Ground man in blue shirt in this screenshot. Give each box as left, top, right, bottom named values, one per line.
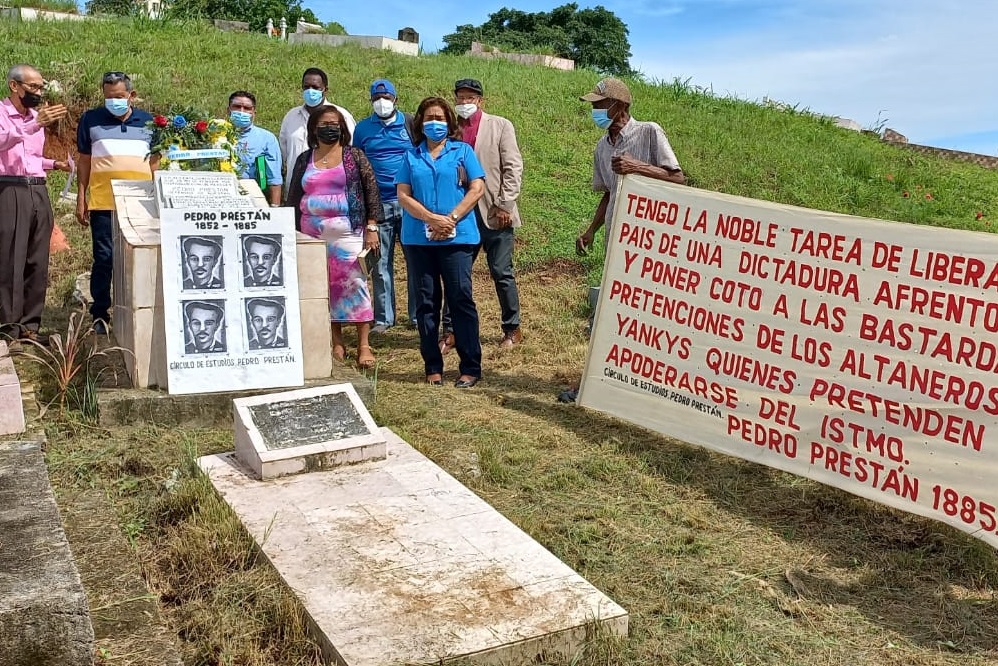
left=228, top=91, right=282, bottom=206
left=352, top=79, right=416, bottom=333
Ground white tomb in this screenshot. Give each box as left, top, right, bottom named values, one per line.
left=199, top=430, right=628, bottom=665
left=233, top=384, right=386, bottom=479
left=111, top=178, right=333, bottom=390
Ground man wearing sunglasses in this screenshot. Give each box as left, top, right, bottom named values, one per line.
left=0, top=64, right=69, bottom=345
left=76, top=71, right=157, bottom=334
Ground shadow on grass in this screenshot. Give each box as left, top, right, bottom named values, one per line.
left=476, top=371, right=998, bottom=655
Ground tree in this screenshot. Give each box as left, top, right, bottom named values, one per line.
left=166, top=0, right=320, bottom=31
left=441, top=3, right=633, bottom=76
left=85, top=0, right=139, bottom=15
left=324, top=21, right=347, bottom=35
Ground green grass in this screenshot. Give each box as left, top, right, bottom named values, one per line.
left=5, top=0, right=79, bottom=13
left=6, top=17, right=998, bottom=283
left=5, top=15, right=998, bottom=666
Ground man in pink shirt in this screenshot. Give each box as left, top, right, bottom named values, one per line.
left=0, top=64, right=68, bottom=344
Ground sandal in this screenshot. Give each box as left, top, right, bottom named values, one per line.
left=332, top=343, right=346, bottom=362
left=357, top=344, right=375, bottom=369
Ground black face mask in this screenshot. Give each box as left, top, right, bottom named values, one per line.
left=316, top=126, right=341, bottom=145
left=20, top=91, right=42, bottom=108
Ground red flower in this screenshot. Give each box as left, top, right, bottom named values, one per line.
left=976, top=211, right=985, bottom=220
left=153, top=115, right=169, bottom=127
left=195, top=120, right=209, bottom=133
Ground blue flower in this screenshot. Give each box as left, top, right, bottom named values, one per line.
left=172, top=115, right=188, bottom=129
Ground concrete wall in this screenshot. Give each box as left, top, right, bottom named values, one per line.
left=0, top=6, right=88, bottom=21
left=288, top=33, right=418, bottom=56
left=0, top=441, right=95, bottom=666
left=467, top=41, right=575, bottom=71
left=881, top=129, right=998, bottom=170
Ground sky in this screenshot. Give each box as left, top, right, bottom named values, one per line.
left=307, top=0, right=998, bottom=155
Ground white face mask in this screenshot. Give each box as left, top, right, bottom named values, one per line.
left=455, top=103, right=478, bottom=119
left=372, top=98, right=395, bottom=119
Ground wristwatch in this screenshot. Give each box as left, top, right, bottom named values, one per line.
left=365, top=224, right=379, bottom=232
left=450, top=212, right=459, bottom=222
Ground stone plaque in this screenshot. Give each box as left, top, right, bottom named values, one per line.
left=154, top=171, right=255, bottom=214
left=248, top=392, right=370, bottom=450
left=233, top=384, right=386, bottom=479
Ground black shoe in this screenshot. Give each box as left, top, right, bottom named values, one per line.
left=557, top=388, right=578, bottom=403
left=454, top=375, right=479, bottom=389
left=93, top=319, right=109, bottom=336
left=426, top=373, right=443, bottom=386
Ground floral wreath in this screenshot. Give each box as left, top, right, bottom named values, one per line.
left=147, top=107, right=242, bottom=173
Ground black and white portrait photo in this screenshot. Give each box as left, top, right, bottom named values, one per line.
left=241, top=234, right=284, bottom=287
left=182, top=299, right=227, bottom=354
left=245, top=297, right=288, bottom=350
left=180, top=236, right=225, bottom=290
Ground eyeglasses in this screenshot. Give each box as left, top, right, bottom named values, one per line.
left=14, top=80, right=44, bottom=93
left=230, top=103, right=255, bottom=111
left=102, top=71, right=128, bottom=85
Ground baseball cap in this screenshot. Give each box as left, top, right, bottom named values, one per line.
left=370, top=79, right=397, bottom=97
left=580, top=78, right=632, bottom=105
left=454, top=78, right=484, bottom=96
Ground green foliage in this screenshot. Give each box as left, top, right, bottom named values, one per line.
left=85, top=0, right=138, bottom=16
left=7, top=0, right=79, bottom=13
left=165, top=0, right=319, bottom=31
left=324, top=20, right=347, bottom=35
left=442, top=3, right=634, bottom=76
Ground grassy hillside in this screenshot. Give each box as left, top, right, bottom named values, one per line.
left=5, top=17, right=998, bottom=277
left=5, top=16, right=998, bottom=666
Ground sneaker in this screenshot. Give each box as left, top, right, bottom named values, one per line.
left=370, top=324, right=390, bottom=335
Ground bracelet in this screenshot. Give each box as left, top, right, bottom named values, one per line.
left=365, top=224, right=379, bottom=232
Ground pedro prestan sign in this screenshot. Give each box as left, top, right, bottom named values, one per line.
left=160, top=206, right=304, bottom=394
left=579, top=174, right=998, bottom=549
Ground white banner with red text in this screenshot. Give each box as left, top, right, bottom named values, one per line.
left=578, top=174, right=998, bottom=549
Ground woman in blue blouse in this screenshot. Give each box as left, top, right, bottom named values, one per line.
left=396, top=97, right=486, bottom=387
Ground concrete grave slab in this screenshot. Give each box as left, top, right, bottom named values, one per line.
left=198, top=429, right=628, bottom=665
left=233, top=383, right=386, bottom=479
left=0, top=441, right=94, bottom=666
left=0, top=342, right=25, bottom=435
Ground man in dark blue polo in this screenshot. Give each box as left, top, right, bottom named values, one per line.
left=352, top=78, right=416, bottom=333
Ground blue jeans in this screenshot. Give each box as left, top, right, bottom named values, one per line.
left=405, top=243, right=481, bottom=378
left=373, top=201, right=417, bottom=328
left=89, top=210, right=114, bottom=323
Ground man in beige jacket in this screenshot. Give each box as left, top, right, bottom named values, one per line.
left=440, top=78, right=524, bottom=352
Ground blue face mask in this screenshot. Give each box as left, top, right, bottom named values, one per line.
left=302, top=88, right=324, bottom=107
left=591, top=108, right=613, bottom=130
left=423, top=120, right=448, bottom=142
left=230, top=110, right=252, bottom=129
left=104, top=98, right=130, bottom=117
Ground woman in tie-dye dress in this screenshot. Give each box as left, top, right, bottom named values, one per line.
left=285, top=106, right=382, bottom=368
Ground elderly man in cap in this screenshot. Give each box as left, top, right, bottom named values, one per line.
left=561, top=77, right=685, bottom=403
left=242, top=234, right=283, bottom=287
left=184, top=300, right=226, bottom=354
left=439, top=77, right=525, bottom=352
left=181, top=236, right=224, bottom=290
left=1, top=64, right=69, bottom=344
left=576, top=77, right=684, bottom=254
left=352, top=78, right=418, bottom=333
left=247, top=297, right=287, bottom=350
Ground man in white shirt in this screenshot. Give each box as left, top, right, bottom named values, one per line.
left=278, top=67, right=356, bottom=177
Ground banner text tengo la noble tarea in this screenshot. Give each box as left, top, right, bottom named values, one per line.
left=578, top=175, right=998, bottom=549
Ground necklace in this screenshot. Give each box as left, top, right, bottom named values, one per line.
left=317, top=148, right=340, bottom=165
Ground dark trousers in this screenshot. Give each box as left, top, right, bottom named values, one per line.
left=405, top=243, right=481, bottom=378
left=0, top=182, right=53, bottom=333
left=442, top=215, right=521, bottom=334
left=89, top=210, right=114, bottom=323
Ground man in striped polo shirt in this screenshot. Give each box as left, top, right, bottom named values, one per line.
left=76, top=71, right=156, bottom=333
